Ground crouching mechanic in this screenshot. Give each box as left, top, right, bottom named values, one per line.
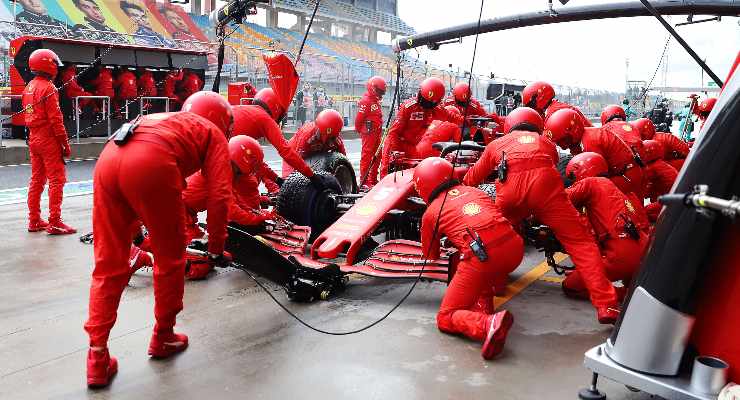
left=545, top=108, right=644, bottom=201
left=415, top=157, right=522, bottom=360
left=283, top=109, right=346, bottom=176
left=380, top=77, right=452, bottom=176
left=84, top=91, right=233, bottom=388
left=464, top=107, right=620, bottom=324
left=182, top=135, right=275, bottom=279
left=23, top=49, right=76, bottom=234
left=563, top=152, right=649, bottom=299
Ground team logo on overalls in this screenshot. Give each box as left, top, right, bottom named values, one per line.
left=625, top=200, right=635, bottom=213
left=544, top=130, right=553, bottom=140
left=410, top=112, right=424, bottom=120
left=370, top=104, right=378, bottom=111
left=462, top=202, right=481, bottom=216
left=518, top=135, right=536, bottom=144
left=622, top=124, right=633, bottom=132
left=448, top=188, right=460, bottom=196
left=25, top=105, right=33, bottom=114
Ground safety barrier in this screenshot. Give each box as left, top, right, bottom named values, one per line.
left=74, top=95, right=110, bottom=143
left=138, top=97, right=171, bottom=116
left=0, top=94, right=21, bottom=147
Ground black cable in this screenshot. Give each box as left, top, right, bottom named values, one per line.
left=629, top=34, right=671, bottom=110
left=243, top=0, right=487, bottom=336
left=295, top=0, right=321, bottom=67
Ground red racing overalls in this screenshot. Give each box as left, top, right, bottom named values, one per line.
left=463, top=130, right=619, bottom=310
left=421, top=184, right=523, bottom=341
left=84, top=112, right=231, bottom=347
left=355, top=90, right=383, bottom=187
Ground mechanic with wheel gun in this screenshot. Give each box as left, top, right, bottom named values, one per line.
left=563, top=152, right=649, bottom=302
left=464, top=107, right=621, bottom=324
left=380, top=77, right=456, bottom=177
left=23, top=49, right=77, bottom=235
left=415, top=157, right=522, bottom=360
left=231, top=88, right=334, bottom=193
left=355, top=75, right=386, bottom=189
left=283, top=108, right=346, bottom=176
left=544, top=108, right=645, bottom=211
left=84, top=91, right=234, bottom=388
left=181, top=135, right=276, bottom=279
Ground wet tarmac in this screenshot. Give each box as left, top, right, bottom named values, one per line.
left=0, top=140, right=660, bottom=399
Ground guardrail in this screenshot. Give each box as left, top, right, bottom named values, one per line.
left=74, top=95, right=110, bottom=143
left=138, top=96, right=170, bottom=116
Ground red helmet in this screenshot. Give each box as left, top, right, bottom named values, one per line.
left=253, top=88, right=285, bottom=122
left=444, top=105, right=461, bottom=117
left=697, top=97, right=717, bottom=116
left=366, top=76, right=387, bottom=97
left=631, top=118, right=656, bottom=140
left=600, top=104, right=626, bottom=125
left=181, top=91, right=234, bottom=136
left=413, top=157, right=454, bottom=203
left=504, top=107, right=544, bottom=134
left=29, top=49, right=62, bottom=78
left=642, top=140, right=664, bottom=164
left=522, top=81, right=555, bottom=112
left=566, top=152, right=609, bottom=183
left=315, top=108, right=343, bottom=142
left=452, top=82, right=471, bottom=103
left=228, top=135, right=263, bottom=175
left=544, top=108, right=585, bottom=148
left=419, top=77, right=446, bottom=105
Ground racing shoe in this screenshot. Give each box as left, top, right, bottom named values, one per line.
left=597, top=306, right=621, bottom=325
left=128, top=246, right=153, bottom=279
left=148, top=331, right=188, bottom=359
left=46, top=219, right=77, bottom=235
left=87, top=348, right=118, bottom=388
left=481, top=310, right=514, bottom=360
left=28, top=219, right=49, bottom=232
left=561, top=281, right=590, bottom=301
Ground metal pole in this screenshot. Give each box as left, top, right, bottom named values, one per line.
left=393, top=1, right=740, bottom=52
left=75, top=97, right=80, bottom=144
left=638, top=0, right=723, bottom=87
left=106, top=97, right=111, bottom=137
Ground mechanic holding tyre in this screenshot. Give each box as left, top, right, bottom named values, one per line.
left=84, top=91, right=234, bottom=388
left=283, top=108, right=346, bottom=177
left=231, top=88, right=333, bottom=193
left=355, top=75, right=386, bottom=189
left=463, top=107, right=621, bottom=324
left=415, top=157, right=522, bottom=360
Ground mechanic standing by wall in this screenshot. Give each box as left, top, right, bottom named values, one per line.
left=464, top=107, right=620, bottom=324
left=84, top=92, right=233, bottom=388
left=23, top=49, right=76, bottom=234
left=355, top=76, right=386, bottom=189
left=415, top=157, right=522, bottom=360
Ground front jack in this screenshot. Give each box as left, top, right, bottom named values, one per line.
left=578, top=372, right=607, bottom=400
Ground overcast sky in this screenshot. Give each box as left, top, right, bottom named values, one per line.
left=397, top=0, right=739, bottom=92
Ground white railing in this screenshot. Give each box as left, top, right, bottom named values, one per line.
left=138, top=96, right=170, bottom=116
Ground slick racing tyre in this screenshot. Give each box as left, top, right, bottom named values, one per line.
left=277, top=170, right=342, bottom=239
left=478, top=184, right=496, bottom=201
left=304, top=152, right=358, bottom=194
left=557, top=152, right=574, bottom=188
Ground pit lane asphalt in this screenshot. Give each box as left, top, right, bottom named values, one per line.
left=0, top=138, right=657, bottom=399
